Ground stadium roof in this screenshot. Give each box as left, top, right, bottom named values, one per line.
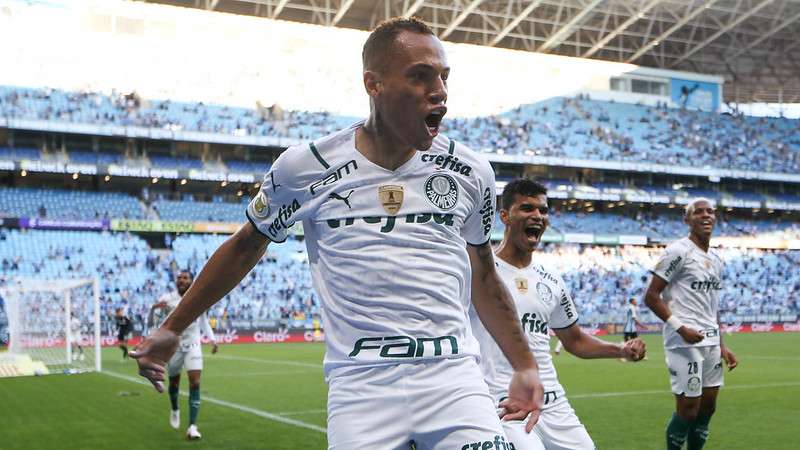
left=146, top=0, right=800, bottom=104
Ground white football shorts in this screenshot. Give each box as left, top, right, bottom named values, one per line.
left=665, top=345, right=723, bottom=398
left=502, top=400, right=595, bottom=450
left=167, top=343, right=203, bottom=377
left=326, top=357, right=510, bottom=450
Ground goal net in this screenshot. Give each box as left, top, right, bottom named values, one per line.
left=1, top=278, right=101, bottom=377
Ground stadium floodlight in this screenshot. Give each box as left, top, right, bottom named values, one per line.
left=1, top=278, right=101, bottom=377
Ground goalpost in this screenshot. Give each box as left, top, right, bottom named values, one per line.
left=1, top=278, right=101, bottom=377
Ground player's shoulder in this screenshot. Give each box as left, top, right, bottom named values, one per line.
left=664, top=237, right=692, bottom=255
left=424, top=134, right=492, bottom=179
left=273, top=123, right=359, bottom=181
left=529, top=260, right=567, bottom=288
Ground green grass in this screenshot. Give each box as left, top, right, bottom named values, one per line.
left=0, top=333, right=798, bottom=449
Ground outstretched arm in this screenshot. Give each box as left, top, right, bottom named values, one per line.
left=200, top=313, right=218, bottom=354
left=468, top=243, right=543, bottom=432
left=133, top=222, right=269, bottom=391
left=553, top=324, right=645, bottom=361
left=718, top=313, right=737, bottom=371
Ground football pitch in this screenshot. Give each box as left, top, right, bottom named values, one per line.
left=1, top=333, right=797, bottom=450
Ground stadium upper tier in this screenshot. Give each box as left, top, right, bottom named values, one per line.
left=2, top=86, right=799, bottom=174
left=0, top=187, right=144, bottom=220
left=0, top=230, right=795, bottom=330
left=1, top=186, right=797, bottom=240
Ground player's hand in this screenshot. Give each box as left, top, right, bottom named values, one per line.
left=721, top=345, right=738, bottom=371
left=677, top=326, right=704, bottom=344
left=498, top=367, right=544, bottom=433
left=621, top=338, right=646, bottom=361
left=130, top=327, right=179, bottom=393
left=211, top=343, right=219, bottom=354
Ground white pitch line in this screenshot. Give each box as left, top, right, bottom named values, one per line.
left=102, top=370, right=326, bottom=433
left=277, top=409, right=328, bottom=417
left=213, top=355, right=323, bottom=369
left=570, top=381, right=800, bottom=399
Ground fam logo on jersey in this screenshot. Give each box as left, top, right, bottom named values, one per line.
left=309, top=160, right=358, bottom=195
left=687, top=376, right=701, bottom=391
left=515, top=277, right=528, bottom=294
left=349, top=335, right=458, bottom=358
left=252, top=191, right=270, bottom=218
left=424, top=174, right=459, bottom=210
left=378, top=185, right=404, bottom=215
left=536, top=281, right=554, bottom=304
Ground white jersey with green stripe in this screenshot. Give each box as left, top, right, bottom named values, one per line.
left=154, top=291, right=215, bottom=350
left=651, top=237, right=723, bottom=349
left=470, top=257, right=578, bottom=409
left=246, top=121, right=496, bottom=379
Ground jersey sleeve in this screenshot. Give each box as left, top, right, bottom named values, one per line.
left=200, top=313, right=216, bottom=343
left=550, top=276, right=579, bottom=329
left=651, top=244, right=686, bottom=284
left=246, top=144, right=318, bottom=243
left=461, top=154, right=496, bottom=246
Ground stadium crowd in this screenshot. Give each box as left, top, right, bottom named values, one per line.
left=1, top=229, right=797, bottom=339
left=2, top=86, right=799, bottom=173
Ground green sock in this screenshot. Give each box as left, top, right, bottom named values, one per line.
left=667, top=413, right=690, bottom=450
left=168, top=385, right=179, bottom=411
left=687, top=413, right=712, bottom=450
left=189, top=387, right=200, bottom=425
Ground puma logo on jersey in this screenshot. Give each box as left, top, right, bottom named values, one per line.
left=270, top=172, right=281, bottom=192
left=328, top=190, right=354, bottom=209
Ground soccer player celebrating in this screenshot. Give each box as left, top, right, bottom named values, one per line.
left=473, top=179, right=646, bottom=450
left=148, top=270, right=218, bottom=440
left=114, top=308, right=133, bottom=360
left=133, top=17, right=544, bottom=449
left=644, top=198, right=738, bottom=450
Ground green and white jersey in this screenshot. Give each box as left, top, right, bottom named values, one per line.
left=246, top=121, right=496, bottom=378
left=471, top=257, right=578, bottom=410
left=652, top=237, right=723, bottom=350
left=154, top=292, right=215, bottom=350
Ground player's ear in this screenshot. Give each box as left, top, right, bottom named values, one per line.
left=363, top=70, right=382, bottom=97
left=499, top=208, right=510, bottom=225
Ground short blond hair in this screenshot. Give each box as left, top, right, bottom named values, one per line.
left=684, top=197, right=715, bottom=218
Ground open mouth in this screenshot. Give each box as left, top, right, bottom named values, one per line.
left=424, top=108, right=446, bottom=136
left=524, top=223, right=543, bottom=239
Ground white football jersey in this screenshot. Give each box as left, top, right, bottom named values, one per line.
left=652, top=237, right=723, bottom=349
left=155, top=291, right=215, bottom=349
left=471, top=256, right=578, bottom=410
left=247, top=121, right=496, bottom=378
